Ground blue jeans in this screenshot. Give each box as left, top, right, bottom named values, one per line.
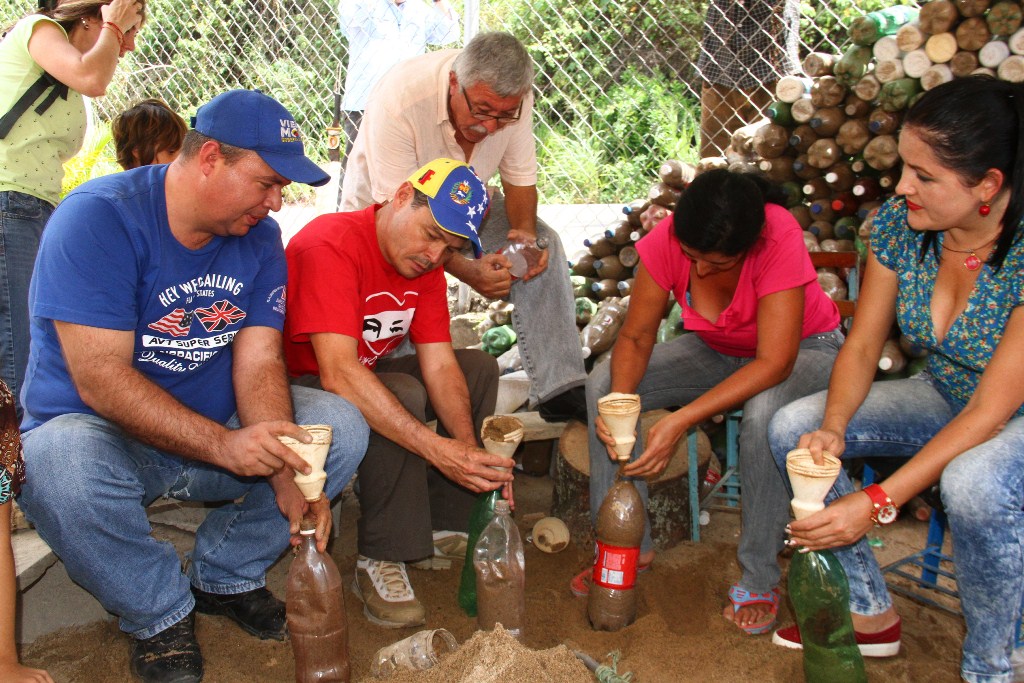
left=587, top=328, right=843, bottom=594
left=0, top=191, right=53, bottom=420
left=768, top=374, right=1024, bottom=683
left=480, top=192, right=586, bottom=404
left=17, top=386, right=368, bottom=639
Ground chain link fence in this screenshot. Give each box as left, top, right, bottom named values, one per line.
left=3, top=0, right=915, bottom=228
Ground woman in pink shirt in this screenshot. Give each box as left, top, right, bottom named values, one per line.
left=574, top=169, right=843, bottom=636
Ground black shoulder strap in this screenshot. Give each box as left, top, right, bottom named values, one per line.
left=0, top=71, right=69, bottom=140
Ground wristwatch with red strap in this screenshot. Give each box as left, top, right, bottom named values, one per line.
left=863, top=483, right=898, bottom=526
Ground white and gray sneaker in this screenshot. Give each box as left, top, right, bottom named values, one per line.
left=352, top=556, right=426, bottom=628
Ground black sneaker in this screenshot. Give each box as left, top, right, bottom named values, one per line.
left=130, top=612, right=203, bottom=683
left=191, top=586, right=287, bottom=641
left=538, top=386, right=588, bottom=423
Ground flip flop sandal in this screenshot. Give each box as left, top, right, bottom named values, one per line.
left=570, top=561, right=652, bottom=597
left=726, top=584, right=780, bottom=635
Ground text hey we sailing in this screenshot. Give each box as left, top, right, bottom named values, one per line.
left=157, top=273, right=245, bottom=307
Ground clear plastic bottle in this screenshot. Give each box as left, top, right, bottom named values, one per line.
left=473, top=500, right=526, bottom=640
left=457, top=490, right=499, bottom=616
left=501, top=237, right=549, bottom=279
left=287, top=520, right=350, bottom=683
left=587, top=480, right=645, bottom=631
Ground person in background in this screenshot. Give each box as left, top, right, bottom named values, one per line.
left=286, top=157, right=510, bottom=628
left=0, top=379, right=51, bottom=683
left=338, top=0, right=459, bottom=164
left=111, top=97, right=187, bottom=170
left=0, top=0, right=144, bottom=420
left=696, top=0, right=799, bottom=159
left=578, top=169, right=843, bottom=639
left=17, top=89, right=368, bottom=683
left=342, top=31, right=589, bottom=423
left=769, top=75, right=1024, bottom=681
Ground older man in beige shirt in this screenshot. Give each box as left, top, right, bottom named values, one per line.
left=342, top=31, right=587, bottom=423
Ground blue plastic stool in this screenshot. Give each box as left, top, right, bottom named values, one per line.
left=687, top=409, right=742, bottom=542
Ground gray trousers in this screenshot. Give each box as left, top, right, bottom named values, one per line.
left=586, top=329, right=843, bottom=593
left=296, top=348, right=498, bottom=561
left=481, top=192, right=587, bottom=405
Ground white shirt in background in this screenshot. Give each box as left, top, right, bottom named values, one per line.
left=338, top=0, right=460, bottom=112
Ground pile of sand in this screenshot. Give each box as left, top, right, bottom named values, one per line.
left=374, top=625, right=592, bottom=683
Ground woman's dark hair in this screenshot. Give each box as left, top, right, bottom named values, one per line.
left=111, top=99, right=187, bottom=169
left=672, top=168, right=787, bottom=255
left=903, top=75, right=1024, bottom=271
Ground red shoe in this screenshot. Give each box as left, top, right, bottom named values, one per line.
left=569, top=562, right=651, bottom=597
left=771, top=617, right=902, bottom=658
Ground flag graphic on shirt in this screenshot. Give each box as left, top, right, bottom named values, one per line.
left=148, top=309, right=193, bottom=337
left=194, top=300, right=247, bottom=332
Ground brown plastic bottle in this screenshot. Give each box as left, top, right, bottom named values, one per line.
left=587, top=480, right=645, bottom=631
left=658, top=159, right=695, bottom=190
left=618, top=245, right=640, bottom=269
left=594, top=254, right=626, bottom=280
left=836, top=119, right=871, bottom=155
left=806, top=138, right=841, bottom=170
left=648, top=182, right=681, bottom=209
left=571, top=252, right=599, bottom=278
left=754, top=123, right=790, bottom=159
left=809, top=108, right=845, bottom=137
left=810, top=76, right=847, bottom=108
left=605, top=220, right=634, bottom=245
left=789, top=124, right=819, bottom=154
left=579, top=297, right=628, bottom=360
left=864, top=135, right=900, bottom=171
left=591, top=278, right=620, bottom=301
left=585, top=235, right=618, bottom=259
left=287, top=521, right=350, bottom=683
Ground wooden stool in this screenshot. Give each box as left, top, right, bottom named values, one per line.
left=551, top=409, right=712, bottom=551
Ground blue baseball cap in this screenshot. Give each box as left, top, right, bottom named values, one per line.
left=407, top=159, right=488, bottom=258
left=191, top=89, right=330, bottom=187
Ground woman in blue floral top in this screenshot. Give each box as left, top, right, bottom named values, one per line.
left=768, top=75, right=1024, bottom=683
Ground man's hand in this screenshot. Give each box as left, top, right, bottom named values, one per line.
left=430, top=440, right=514, bottom=492
left=304, top=494, right=334, bottom=553
left=450, top=253, right=513, bottom=299
left=217, top=421, right=314, bottom=477
left=271, top=471, right=334, bottom=553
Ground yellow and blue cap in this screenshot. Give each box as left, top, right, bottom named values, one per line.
left=408, top=158, right=488, bottom=258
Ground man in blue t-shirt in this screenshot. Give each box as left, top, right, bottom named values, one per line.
left=17, top=90, right=369, bottom=683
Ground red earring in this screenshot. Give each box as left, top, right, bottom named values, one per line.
left=979, top=202, right=991, bottom=217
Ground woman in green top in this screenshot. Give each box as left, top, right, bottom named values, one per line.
left=0, top=0, right=143, bottom=419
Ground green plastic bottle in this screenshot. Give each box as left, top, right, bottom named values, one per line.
left=788, top=549, right=868, bottom=683
left=849, top=6, right=918, bottom=46
left=481, top=325, right=516, bottom=356
left=457, top=489, right=500, bottom=616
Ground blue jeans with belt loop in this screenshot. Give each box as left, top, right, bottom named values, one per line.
left=17, top=385, right=368, bottom=639
left=768, top=373, right=1024, bottom=683
left=0, top=191, right=53, bottom=420
left=586, top=327, right=843, bottom=595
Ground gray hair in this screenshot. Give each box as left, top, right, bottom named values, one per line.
left=451, top=32, right=534, bottom=98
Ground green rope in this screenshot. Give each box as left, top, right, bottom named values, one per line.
left=594, top=650, right=634, bottom=683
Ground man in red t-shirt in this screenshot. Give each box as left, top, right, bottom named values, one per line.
left=284, top=159, right=511, bottom=627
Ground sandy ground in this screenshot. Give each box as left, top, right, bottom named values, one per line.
left=20, top=465, right=966, bottom=682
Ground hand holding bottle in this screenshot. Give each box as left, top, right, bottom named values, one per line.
left=502, top=230, right=549, bottom=281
